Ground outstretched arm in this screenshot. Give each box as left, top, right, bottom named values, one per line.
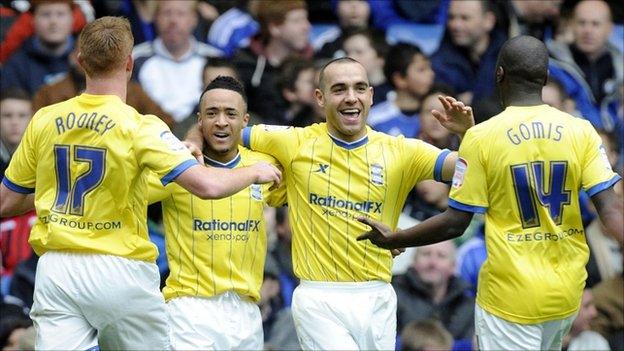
left=591, top=187, right=623, bottom=246
left=357, top=207, right=474, bottom=249
left=0, top=183, right=35, bottom=218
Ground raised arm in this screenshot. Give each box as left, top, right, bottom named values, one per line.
left=431, top=96, right=475, bottom=182
left=356, top=207, right=474, bottom=249
left=174, top=161, right=282, bottom=200
left=591, top=187, right=624, bottom=246
left=0, top=183, right=35, bottom=218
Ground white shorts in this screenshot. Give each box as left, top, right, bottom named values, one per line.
left=291, top=280, right=397, bottom=350
left=475, top=304, right=576, bottom=351
left=30, top=251, right=169, bottom=350
left=168, top=292, right=263, bottom=350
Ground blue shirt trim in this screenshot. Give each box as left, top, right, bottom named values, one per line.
left=161, top=159, right=198, bottom=185
left=2, top=177, right=35, bottom=194
left=242, top=127, right=252, bottom=148
left=434, top=149, right=451, bottom=182
left=448, top=198, right=487, bottom=214
left=204, top=153, right=241, bottom=169
left=586, top=175, right=622, bottom=197
left=328, top=133, right=368, bottom=150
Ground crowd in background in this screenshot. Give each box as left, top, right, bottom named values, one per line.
left=0, top=0, right=622, bottom=350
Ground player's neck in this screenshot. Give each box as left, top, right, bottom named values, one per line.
left=84, top=74, right=128, bottom=103
left=504, top=93, right=543, bottom=108
left=203, top=147, right=239, bottom=165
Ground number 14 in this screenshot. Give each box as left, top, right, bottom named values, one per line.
left=510, top=161, right=571, bottom=228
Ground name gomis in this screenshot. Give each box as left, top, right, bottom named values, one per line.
left=507, top=122, right=563, bottom=145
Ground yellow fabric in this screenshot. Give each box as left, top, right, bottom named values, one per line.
left=245, top=123, right=446, bottom=283
left=4, top=94, right=197, bottom=262
left=148, top=146, right=286, bottom=302
left=449, top=105, right=621, bottom=324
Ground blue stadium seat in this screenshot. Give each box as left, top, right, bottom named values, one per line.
left=309, top=24, right=341, bottom=51
left=609, top=24, right=623, bottom=53
left=386, top=24, right=444, bottom=56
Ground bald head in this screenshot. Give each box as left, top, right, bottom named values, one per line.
left=573, top=0, right=613, bottom=58
left=496, top=35, right=548, bottom=89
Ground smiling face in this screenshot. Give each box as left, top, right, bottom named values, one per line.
left=411, top=241, right=456, bottom=288
left=316, top=61, right=373, bottom=141
left=198, top=88, right=249, bottom=162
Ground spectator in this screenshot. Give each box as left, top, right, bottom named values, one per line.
left=400, top=319, right=453, bottom=351
left=369, top=0, right=450, bottom=30
left=547, top=0, right=622, bottom=130
left=1, top=0, right=75, bottom=95
left=32, top=48, right=175, bottom=128
left=0, top=306, right=31, bottom=350
left=132, top=0, right=222, bottom=124
left=342, top=27, right=392, bottom=105
left=277, top=58, right=323, bottom=127
left=0, top=90, right=35, bottom=298
left=392, top=240, right=474, bottom=341
left=232, top=0, right=312, bottom=122
left=592, top=272, right=624, bottom=351
left=0, top=0, right=92, bottom=63
left=431, top=0, right=506, bottom=104
left=316, top=0, right=371, bottom=58
left=418, top=84, right=458, bottom=150
left=542, top=76, right=576, bottom=114
left=0, top=90, right=32, bottom=177
left=205, top=0, right=259, bottom=58
left=495, top=0, right=562, bottom=40
left=563, top=289, right=611, bottom=350
left=368, top=43, right=434, bottom=137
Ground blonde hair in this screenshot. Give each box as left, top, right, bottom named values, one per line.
left=401, top=320, right=453, bottom=351
left=77, top=16, right=134, bottom=77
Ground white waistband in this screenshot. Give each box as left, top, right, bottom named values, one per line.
left=299, top=280, right=389, bottom=291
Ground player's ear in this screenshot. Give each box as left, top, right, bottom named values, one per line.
left=126, top=55, right=133, bottom=73
left=314, top=88, right=324, bottom=107
left=242, top=113, right=250, bottom=128
left=496, top=66, right=504, bottom=84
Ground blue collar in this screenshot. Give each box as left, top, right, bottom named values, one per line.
left=203, top=153, right=241, bottom=168
left=328, top=133, right=369, bottom=150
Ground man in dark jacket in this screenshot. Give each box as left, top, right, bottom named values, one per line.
left=392, top=240, right=474, bottom=341
left=232, top=0, right=312, bottom=123
left=431, top=0, right=506, bottom=104
left=1, top=0, right=74, bottom=95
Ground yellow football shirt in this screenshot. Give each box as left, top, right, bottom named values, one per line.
left=2, top=94, right=197, bottom=262
left=148, top=146, right=286, bottom=302
left=449, top=104, right=621, bottom=324
left=243, top=123, right=450, bottom=283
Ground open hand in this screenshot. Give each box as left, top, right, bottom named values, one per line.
left=356, top=216, right=395, bottom=249
left=431, top=95, right=475, bottom=137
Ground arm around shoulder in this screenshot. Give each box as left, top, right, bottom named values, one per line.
left=174, top=162, right=282, bottom=199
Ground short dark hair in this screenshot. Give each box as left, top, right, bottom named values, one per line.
left=202, top=57, right=238, bottom=78
left=342, top=27, right=389, bottom=58
left=384, top=42, right=425, bottom=89
left=199, top=75, right=247, bottom=107
left=278, top=57, right=315, bottom=92
left=0, top=88, right=31, bottom=103
left=425, top=83, right=456, bottom=99
left=317, top=56, right=363, bottom=90
left=496, top=35, right=548, bottom=89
